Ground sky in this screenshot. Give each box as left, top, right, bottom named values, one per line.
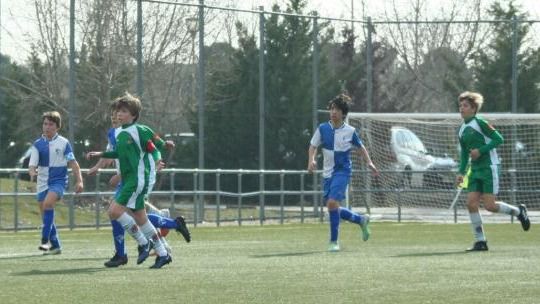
left=1, top=0, right=540, bottom=63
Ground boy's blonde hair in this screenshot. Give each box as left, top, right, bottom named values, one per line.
left=458, top=91, right=484, bottom=112
left=113, top=92, right=142, bottom=122
left=42, top=111, right=62, bottom=129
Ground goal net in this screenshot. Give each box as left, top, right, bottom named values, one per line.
left=347, top=113, right=540, bottom=221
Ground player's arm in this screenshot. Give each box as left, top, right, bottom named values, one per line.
left=307, top=127, right=321, bottom=173
left=352, top=129, right=378, bottom=175
left=307, top=145, right=318, bottom=172
left=457, top=140, right=468, bottom=185
left=357, top=145, right=379, bottom=175
left=88, top=158, right=114, bottom=175
left=477, top=118, right=504, bottom=155
left=28, top=145, right=39, bottom=182
left=68, top=159, right=84, bottom=193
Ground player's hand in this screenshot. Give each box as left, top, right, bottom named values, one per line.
left=368, top=162, right=379, bottom=176
left=87, top=166, right=99, bottom=176
left=165, top=140, right=175, bottom=150
left=469, top=149, right=480, bottom=160
left=28, top=169, right=37, bottom=182
left=456, top=175, right=464, bottom=186
left=74, top=181, right=84, bottom=193
left=109, top=174, right=121, bottom=187
left=85, top=151, right=102, bottom=160
left=307, top=160, right=317, bottom=173
left=156, top=160, right=166, bottom=171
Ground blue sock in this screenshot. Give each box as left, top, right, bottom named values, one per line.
left=49, top=224, right=61, bottom=249
left=111, top=220, right=126, bottom=257
left=329, top=209, right=340, bottom=242
left=148, top=214, right=177, bottom=229
left=42, top=209, right=54, bottom=243
left=339, top=207, right=363, bottom=225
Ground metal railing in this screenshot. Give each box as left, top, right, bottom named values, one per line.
left=1, top=167, right=538, bottom=231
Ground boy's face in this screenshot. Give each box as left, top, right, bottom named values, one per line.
left=116, top=107, right=135, bottom=125
left=42, top=118, right=59, bottom=138
left=329, top=104, right=344, bottom=122
left=459, top=100, right=475, bottom=119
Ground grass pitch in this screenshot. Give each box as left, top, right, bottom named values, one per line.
left=0, top=222, right=538, bottom=304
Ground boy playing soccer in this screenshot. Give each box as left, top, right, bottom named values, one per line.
left=87, top=93, right=173, bottom=268
left=457, top=91, right=530, bottom=251
left=28, top=111, right=84, bottom=255
left=308, top=94, right=379, bottom=252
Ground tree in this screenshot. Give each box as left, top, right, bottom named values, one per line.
left=472, top=1, right=540, bottom=113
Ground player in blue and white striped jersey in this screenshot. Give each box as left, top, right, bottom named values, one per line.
left=308, top=94, right=378, bottom=252
left=28, top=111, right=84, bottom=255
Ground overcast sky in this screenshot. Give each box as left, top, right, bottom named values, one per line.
left=2, top=0, right=539, bottom=63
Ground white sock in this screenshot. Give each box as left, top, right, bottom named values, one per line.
left=116, top=212, right=148, bottom=246
left=140, top=221, right=168, bottom=257
left=469, top=212, right=486, bottom=241
left=496, top=202, right=520, bottom=216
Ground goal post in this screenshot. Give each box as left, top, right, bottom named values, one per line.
left=346, top=112, right=540, bottom=220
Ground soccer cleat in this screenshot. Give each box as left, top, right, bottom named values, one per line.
left=137, top=240, right=153, bottom=264
left=175, top=216, right=191, bottom=243
left=38, top=244, right=50, bottom=251
left=517, top=204, right=531, bottom=231
left=104, top=253, right=128, bottom=268
left=466, top=241, right=488, bottom=252
left=328, top=242, right=340, bottom=252
left=150, top=254, right=172, bottom=269
left=360, top=214, right=371, bottom=241
left=43, top=247, right=62, bottom=255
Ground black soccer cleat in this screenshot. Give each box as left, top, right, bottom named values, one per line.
left=137, top=240, right=153, bottom=265
left=149, top=254, right=172, bottom=269
left=466, top=241, right=489, bottom=252
left=175, top=216, right=191, bottom=243
left=104, top=253, right=128, bottom=268
left=517, top=204, right=531, bottom=231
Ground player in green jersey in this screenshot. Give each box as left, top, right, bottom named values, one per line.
left=87, top=93, right=173, bottom=268
left=457, top=91, right=530, bottom=252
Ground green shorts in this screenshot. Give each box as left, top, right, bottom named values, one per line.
left=467, top=165, right=500, bottom=195
left=115, top=179, right=148, bottom=210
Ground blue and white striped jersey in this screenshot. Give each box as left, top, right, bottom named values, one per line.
left=310, top=121, right=363, bottom=178
left=28, top=134, right=76, bottom=193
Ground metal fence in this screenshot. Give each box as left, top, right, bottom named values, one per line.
left=2, top=167, right=538, bottom=231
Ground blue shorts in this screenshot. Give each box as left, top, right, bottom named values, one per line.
left=37, top=184, right=66, bottom=202
left=323, top=174, right=350, bottom=203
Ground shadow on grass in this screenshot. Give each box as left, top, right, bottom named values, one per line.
left=251, top=251, right=324, bottom=258
left=0, top=253, right=44, bottom=260
left=11, top=266, right=139, bottom=276
left=391, top=251, right=470, bottom=258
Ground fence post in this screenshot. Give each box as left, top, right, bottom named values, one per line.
left=95, top=173, right=100, bottom=229
left=259, top=171, right=265, bottom=225
left=237, top=171, right=242, bottom=226
left=169, top=171, right=175, bottom=214
left=193, top=171, right=198, bottom=227
left=13, top=171, right=19, bottom=232
left=280, top=171, right=285, bottom=224
left=300, top=173, right=305, bottom=223
left=216, top=169, right=221, bottom=227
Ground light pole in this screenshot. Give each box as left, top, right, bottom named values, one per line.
left=186, top=17, right=198, bottom=108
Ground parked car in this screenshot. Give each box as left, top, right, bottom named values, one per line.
left=388, top=126, right=457, bottom=189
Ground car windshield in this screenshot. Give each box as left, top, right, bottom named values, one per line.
left=397, top=129, right=427, bottom=153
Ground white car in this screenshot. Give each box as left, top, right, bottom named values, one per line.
left=389, top=126, right=457, bottom=188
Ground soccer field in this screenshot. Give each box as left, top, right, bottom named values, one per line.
left=0, top=223, right=538, bottom=304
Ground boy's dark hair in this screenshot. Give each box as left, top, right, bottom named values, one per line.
left=42, top=111, right=62, bottom=129
left=113, top=92, right=142, bottom=122
left=327, top=93, right=352, bottom=117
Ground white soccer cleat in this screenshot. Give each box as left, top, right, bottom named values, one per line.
left=328, top=242, right=340, bottom=252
